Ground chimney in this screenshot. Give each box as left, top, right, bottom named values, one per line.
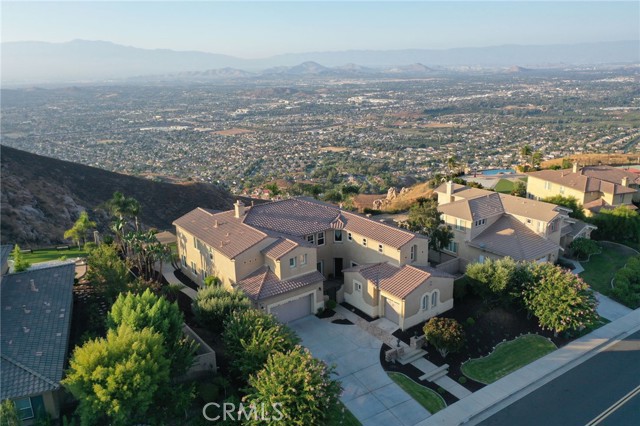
left=622, top=177, right=629, bottom=187
left=445, top=180, right=454, bottom=201
left=234, top=200, right=245, bottom=219
left=572, top=162, right=579, bottom=173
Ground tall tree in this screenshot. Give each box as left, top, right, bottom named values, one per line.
left=85, top=243, right=130, bottom=302
left=193, top=286, right=251, bottom=333
left=542, top=195, right=586, bottom=221
left=64, top=211, right=97, bottom=247
left=62, top=325, right=170, bottom=426
left=405, top=198, right=453, bottom=253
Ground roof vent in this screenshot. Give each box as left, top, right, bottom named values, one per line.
left=30, top=279, right=38, bottom=292
left=214, top=219, right=219, bottom=228
left=23, top=327, right=30, bottom=333
left=22, top=305, right=31, bottom=314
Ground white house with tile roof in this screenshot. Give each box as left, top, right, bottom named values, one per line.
left=435, top=182, right=572, bottom=269
left=174, top=198, right=454, bottom=327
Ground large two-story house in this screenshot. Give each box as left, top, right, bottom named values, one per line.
left=174, top=198, right=454, bottom=329
left=435, top=182, right=572, bottom=269
left=526, top=163, right=638, bottom=215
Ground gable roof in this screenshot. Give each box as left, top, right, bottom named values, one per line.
left=236, top=266, right=324, bottom=301
left=528, top=169, right=636, bottom=195
left=261, top=238, right=300, bottom=260
left=580, top=165, right=640, bottom=186
left=173, top=208, right=268, bottom=259
left=1, top=263, right=75, bottom=399
left=244, top=197, right=417, bottom=248
left=438, top=192, right=504, bottom=221
left=434, top=182, right=493, bottom=200
left=468, top=216, right=560, bottom=261
left=498, top=194, right=563, bottom=222
left=343, top=262, right=452, bottom=299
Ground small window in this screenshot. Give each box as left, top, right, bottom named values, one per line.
left=209, top=252, right=214, bottom=260
left=545, top=182, right=552, bottom=190
left=474, top=219, right=486, bottom=226
left=362, top=238, right=367, bottom=247
left=191, top=262, right=197, bottom=274
left=347, top=232, right=352, bottom=241
left=317, top=231, right=325, bottom=246
left=378, top=244, right=383, bottom=253
left=289, top=257, right=297, bottom=268
left=203, top=270, right=208, bottom=279
left=559, top=186, right=565, bottom=194
left=15, top=398, right=34, bottom=420
left=307, top=234, right=315, bottom=244
left=455, top=218, right=465, bottom=231
left=300, top=253, right=308, bottom=265
left=334, top=230, right=343, bottom=243
left=431, top=291, right=439, bottom=308
left=351, top=261, right=359, bottom=267
left=421, top=294, right=429, bottom=310
left=410, top=244, right=417, bottom=262
left=181, top=255, right=187, bottom=267
left=446, top=241, right=458, bottom=253
left=354, top=281, right=362, bottom=292
left=550, top=221, right=557, bottom=232
left=193, top=237, right=197, bottom=248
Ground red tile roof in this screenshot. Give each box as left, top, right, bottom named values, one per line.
left=236, top=266, right=324, bottom=301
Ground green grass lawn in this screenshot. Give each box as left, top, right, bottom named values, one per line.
left=387, top=372, right=446, bottom=414
left=579, top=243, right=634, bottom=295
left=461, top=334, right=556, bottom=384
left=328, top=401, right=361, bottom=426
left=493, top=179, right=515, bottom=193
left=16, top=247, right=88, bottom=264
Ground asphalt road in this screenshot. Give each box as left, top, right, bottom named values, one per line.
left=478, top=330, right=640, bottom=426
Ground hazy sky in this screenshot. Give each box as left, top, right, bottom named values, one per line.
left=2, top=1, right=638, bottom=58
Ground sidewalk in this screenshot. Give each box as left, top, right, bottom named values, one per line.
left=158, top=263, right=198, bottom=300
left=416, top=308, right=640, bottom=426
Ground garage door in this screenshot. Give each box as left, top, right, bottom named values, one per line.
left=270, top=294, right=312, bottom=323
left=384, top=298, right=400, bottom=325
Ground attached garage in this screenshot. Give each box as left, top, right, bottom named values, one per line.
left=384, top=298, right=400, bottom=325
left=270, top=294, right=313, bottom=323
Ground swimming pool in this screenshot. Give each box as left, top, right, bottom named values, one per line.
left=481, top=169, right=516, bottom=175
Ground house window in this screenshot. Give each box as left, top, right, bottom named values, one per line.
left=354, top=281, right=362, bottom=292
left=431, top=291, right=439, bottom=308
left=421, top=294, right=429, bottom=310
left=334, top=230, right=343, bottom=243
left=559, top=186, right=565, bottom=194
left=445, top=241, right=458, bottom=254
left=550, top=221, right=557, bottom=232
left=181, top=255, right=187, bottom=267
left=317, top=231, right=325, bottom=246
left=378, top=244, right=383, bottom=253
left=203, top=270, right=208, bottom=279
left=347, top=232, right=352, bottom=241
left=410, top=244, right=417, bottom=262
left=307, top=234, right=315, bottom=244
left=362, top=238, right=367, bottom=247
left=193, top=237, right=198, bottom=248
left=317, top=261, right=324, bottom=275
left=474, top=219, right=486, bottom=226
left=190, top=262, right=197, bottom=274
left=289, top=257, right=297, bottom=268
left=14, top=398, right=34, bottom=420
left=351, top=261, right=359, bottom=267
left=300, top=253, right=308, bottom=265
left=544, top=181, right=552, bottom=190
left=455, top=218, right=465, bottom=231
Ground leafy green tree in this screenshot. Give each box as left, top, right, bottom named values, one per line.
left=243, top=347, right=342, bottom=426
left=223, top=309, right=299, bottom=382
left=591, top=205, right=640, bottom=243
left=64, top=211, right=97, bottom=247
left=405, top=198, right=453, bottom=253
left=465, top=257, right=533, bottom=305
left=423, top=317, right=466, bottom=358
left=542, top=195, right=587, bottom=221
left=263, top=182, right=281, bottom=197
left=107, top=289, right=196, bottom=376
left=85, top=243, right=130, bottom=302
left=0, top=400, right=20, bottom=426
left=523, top=263, right=598, bottom=335
left=569, top=238, right=599, bottom=260
left=611, top=256, right=640, bottom=308
left=203, top=275, right=221, bottom=287
left=62, top=325, right=170, bottom=426
left=193, top=286, right=251, bottom=333
left=511, top=180, right=527, bottom=198
left=520, top=145, right=532, bottom=167
left=10, top=244, right=30, bottom=273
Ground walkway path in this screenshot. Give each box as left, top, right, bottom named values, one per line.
left=334, top=305, right=472, bottom=400
left=416, top=308, right=640, bottom=426
left=158, top=263, right=198, bottom=300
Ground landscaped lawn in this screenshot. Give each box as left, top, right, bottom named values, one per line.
left=493, top=179, right=515, bottom=193
left=461, top=334, right=556, bottom=384
left=328, top=401, right=362, bottom=426
left=16, top=247, right=88, bottom=264
left=579, top=242, right=635, bottom=295
left=388, top=372, right=446, bottom=414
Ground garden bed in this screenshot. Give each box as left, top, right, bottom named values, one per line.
left=173, top=268, right=200, bottom=291
left=340, top=302, right=377, bottom=322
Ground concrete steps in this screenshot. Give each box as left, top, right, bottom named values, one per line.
left=419, top=364, right=449, bottom=381
left=398, top=348, right=427, bottom=365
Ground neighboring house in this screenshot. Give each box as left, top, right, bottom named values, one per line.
left=526, top=163, right=638, bottom=216
left=560, top=219, right=598, bottom=252
left=1, top=262, right=75, bottom=423
left=174, top=197, right=454, bottom=327
left=435, top=182, right=571, bottom=269
left=1, top=244, right=13, bottom=275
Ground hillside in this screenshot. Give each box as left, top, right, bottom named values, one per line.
left=541, top=153, right=640, bottom=169
left=0, top=146, right=234, bottom=246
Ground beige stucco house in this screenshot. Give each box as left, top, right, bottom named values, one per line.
left=174, top=197, right=454, bottom=327
left=435, top=182, right=571, bottom=269
left=526, top=163, right=638, bottom=216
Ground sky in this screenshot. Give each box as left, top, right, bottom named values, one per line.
left=2, top=1, right=639, bottom=58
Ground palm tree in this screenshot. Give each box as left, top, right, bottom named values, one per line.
left=446, top=156, right=458, bottom=177
left=106, top=191, right=141, bottom=231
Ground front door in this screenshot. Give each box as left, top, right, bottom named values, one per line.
left=334, top=258, right=344, bottom=278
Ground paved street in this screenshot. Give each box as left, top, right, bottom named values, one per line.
left=477, top=330, right=640, bottom=426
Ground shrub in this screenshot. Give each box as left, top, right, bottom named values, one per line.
left=437, top=387, right=446, bottom=395
left=203, top=275, right=221, bottom=287
left=611, top=256, right=640, bottom=308
left=325, top=299, right=337, bottom=311
left=458, top=376, right=468, bottom=384
left=423, top=317, right=466, bottom=358
left=10, top=244, right=30, bottom=272
left=465, top=317, right=476, bottom=327
left=193, top=286, right=251, bottom=333
left=569, top=238, right=599, bottom=260
left=453, top=278, right=469, bottom=299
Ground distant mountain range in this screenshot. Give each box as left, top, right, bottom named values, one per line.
left=1, top=39, right=638, bottom=85
left=0, top=145, right=234, bottom=246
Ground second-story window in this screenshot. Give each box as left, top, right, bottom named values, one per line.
left=334, top=230, right=343, bottom=243
left=559, top=186, right=565, bottom=194
left=544, top=181, right=552, bottom=190
left=378, top=244, right=383, bottom=253
left=549, top=221, right=557, bottom=232
left=455, top=218, right=465, bottom=231
left=410, top=244, right=417, bottom=262
left=362, top=238, right=367, bottom=247
left=474, top=219, right=486, bottom=226
left=300, top=253, right=308, bottom=265
left=193, top=237, right=198, bottom=248
left=317, top=231, right=325, bottom=246
left=307, top=234, right=315, bottom=244
left=289, top=257, right=297, bottom=268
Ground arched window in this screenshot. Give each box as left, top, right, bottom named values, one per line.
left=431, top=291, right=439, bottom=308
left=421, top=293, right=429, bottom=310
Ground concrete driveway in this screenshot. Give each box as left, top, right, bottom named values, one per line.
left=289, top=315, right=431, bottom=426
